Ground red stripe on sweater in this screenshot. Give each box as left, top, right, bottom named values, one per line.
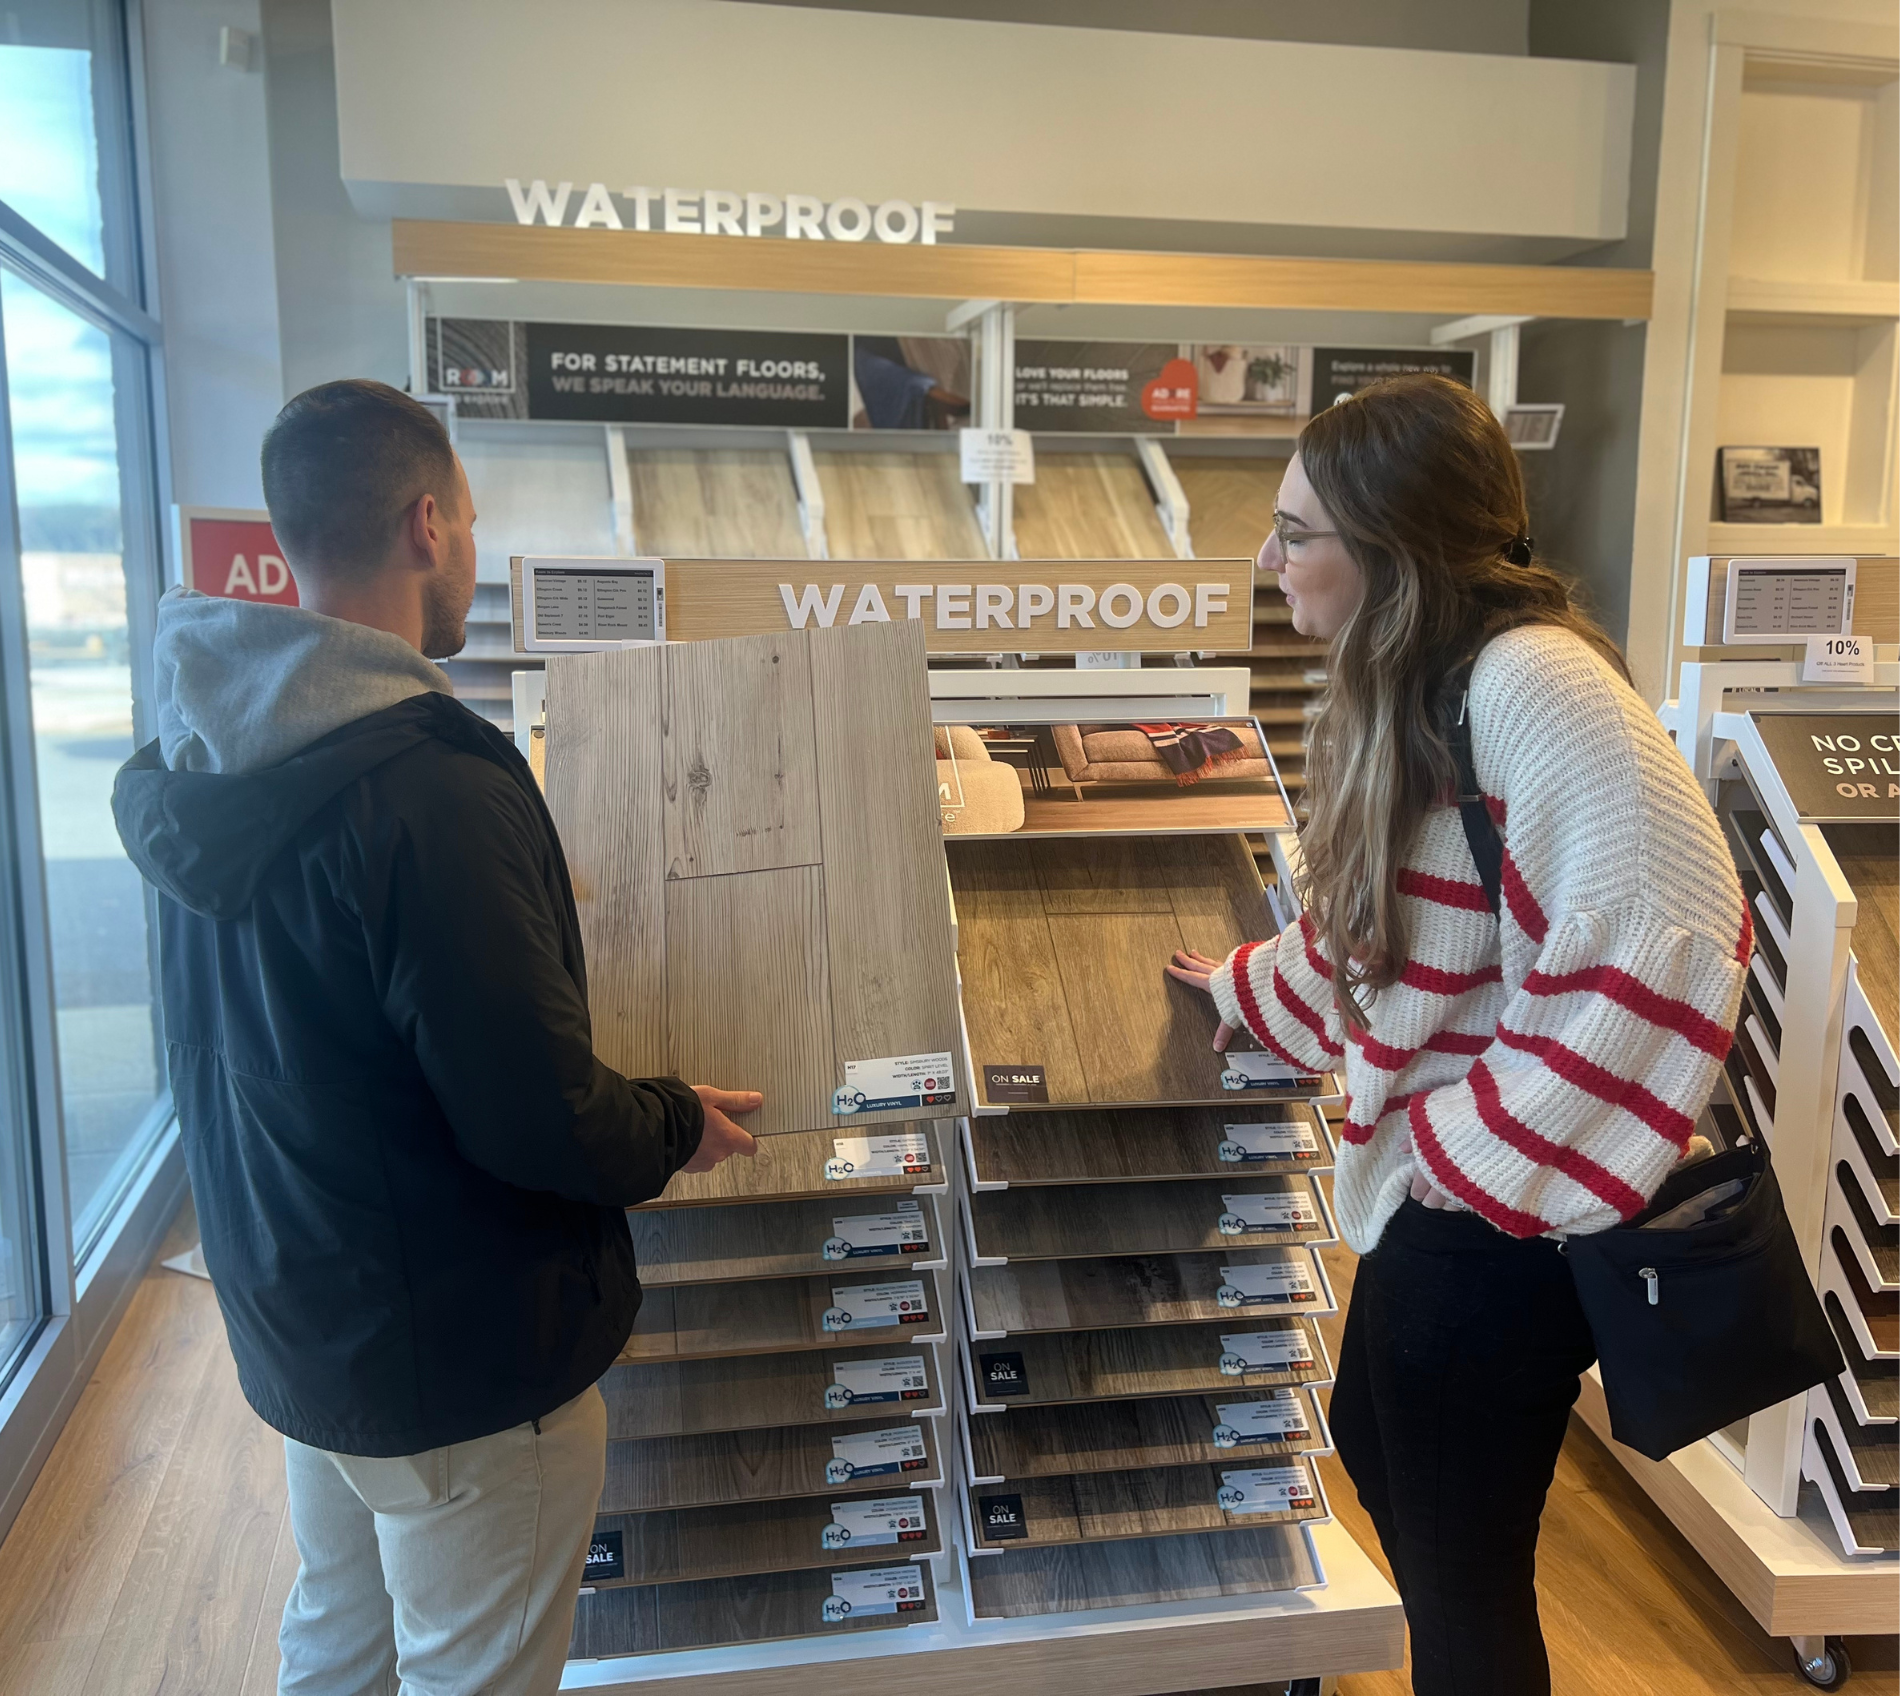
left=1466, top=1060, right=1647, bottom=1217
left=1400, top=959, right=1504, bottom=996
left=1274, top=960, right=1343, bottom=1058
left=1500, top=851, right=1548, bottom=943
left=1350, top=1024, right=1492, bottom=1070
left=1341, top=1089, right=1418, bottom=1145
left=1298, top=913, right=1334, bottom=982
left=1522, top=964, right=1732, bottom=1059
left=1408, top=1094, right=1552, bottom=1238
left=1229, top=941, right=1270, bottom=1044
left=1492, top=1025, right=1696, bottom=1148
left=1485, top=794, right=1507, bottom=826
left=1397, top=868, right=1493, bottom=912
left=1735, top=905, right=1754, bottom=965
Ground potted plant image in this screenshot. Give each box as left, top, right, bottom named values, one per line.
left=1246, top=353, right=1293, bottom=403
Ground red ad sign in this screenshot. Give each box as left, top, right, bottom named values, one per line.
left=177, top=506, right=298, bottom=605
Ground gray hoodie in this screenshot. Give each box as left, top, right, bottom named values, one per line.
left=153, top=585, right=452, bottom=775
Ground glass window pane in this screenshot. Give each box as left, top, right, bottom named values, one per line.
left=2, top=266, right=163, bottom=1251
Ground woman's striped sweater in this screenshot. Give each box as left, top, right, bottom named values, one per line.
left=1210, top=624, right=1751, bottom=1254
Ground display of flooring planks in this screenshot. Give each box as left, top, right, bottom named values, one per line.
left=1827, top=1294, right=1900, bottom=1422
left=1844, top=1094, right=1899, bottom=1214
left=813, top=450, right=987, bottom=558
left=570, top=1557, right=936, bottom=1657
left=1825, top=822, right=1899, bottom=1042
left=628, top=448, right=808, bottom=558
left=1823, top=1375, right=1899, bottom=1487
left=1010, top=452, right=1172, bottom=558
left=967, top=1105, right=1330, bottom=1187
left=970, top=1176, right=1331, bottom=1262
left=601, top=1344, right=943, bottom=1440
left=968, top=1248, right=1330, bottom=1337
left=965, top=1390, right=1325, bottom=1482
left=1809, top=1422, right=1899, bottom=1552
left=589, top=1492, right=942, bottom=1588
left=620, top=1268, right=946, bottom=1364
left=545, top=620, right=961, bottom=1136
left=640, top=1121, right=944, bottom=1209
left=631, top=1194, right=945, bottom=1286
left=1837, top=1162, right=1899, bottom=1285
left=1838, top=1226, right=1900, bottom=1353
left=600, top=1414, right=941, bottom=1514
left=964, top=1524, right=1317, bottom=1620
left=967, top=1319, right=1327, bottom=1411
left=968, top=1456, right=1326, bottom=1552
left=949, top=833, right=1284, bottom=1108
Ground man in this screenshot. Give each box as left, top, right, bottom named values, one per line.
left=113, top=379, right=758, bottom=1694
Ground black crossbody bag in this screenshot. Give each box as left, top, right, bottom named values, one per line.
left=1439, top=660, right=1841, bottom=1461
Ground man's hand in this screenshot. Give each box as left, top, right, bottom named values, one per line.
left=681, top=1086, right=762, bottom=1173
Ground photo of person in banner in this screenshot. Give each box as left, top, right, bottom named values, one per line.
left=851, top=336, right=971, bottom=430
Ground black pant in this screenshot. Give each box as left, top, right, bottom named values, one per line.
left=1330, top=1198, right=1597, bottom=1696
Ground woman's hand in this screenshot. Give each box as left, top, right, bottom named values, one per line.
left=1409, top=1171, right=1469, bottom=1213
left=1164, top=948, right=1242, bottom=1053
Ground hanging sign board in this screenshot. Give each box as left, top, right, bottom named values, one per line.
left=1012, top=339, right=1181, bottom=434
left=1749, top=713, right=1899, bottom=821
left=1310, top=347, right=1475, bottom=409
left=511, top=556, right=1253, bottom=656
left=175, top=506, right=297, bottom=606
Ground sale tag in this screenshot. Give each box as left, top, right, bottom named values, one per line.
left=822, top=1495, right=929, bottom=1550
left=824, top=1201, right=930, bottom=1261
left=826, top=1354, right=931, bottom=1408
left=959, top=427, right=1035, bottom=485
left=1222, top=1050, right=1320, bottom=1090
left=827, top=1425, right=930, bottom=1482
left=1218, top=1189, right=1320, bottom=1235
left=821, top=1564, right=927, bottom=1622
left=1211, top=1390, right=1312, bottom=1448
left=1219, top=1329, right=1317, bottom=1374
left=1218, top=1466, right=1318, bottom=1515
left=833, top=1052, right=955, bottom=1115
left=824, top=1279, right=931, bottom=1332
left=827, top=1131, right=931, bottom=1181
left=1217, top=1259, right=1317, bottom=1307
left=1802, top=633, right=1872, bottom=684
left=1219, top=1120, right=1321, bottom=1162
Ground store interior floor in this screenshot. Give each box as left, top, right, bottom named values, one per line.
left=0, top=1191, right=1893, bottom=1696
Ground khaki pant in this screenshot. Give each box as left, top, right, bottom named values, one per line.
left=278, top=1386, right=606, bottom=1696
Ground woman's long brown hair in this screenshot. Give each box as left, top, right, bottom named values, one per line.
left=1294, top=373, right=1627, bottom=1028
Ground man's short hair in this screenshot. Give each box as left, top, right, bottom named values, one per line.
left=261, top=380, right=456, bottom=577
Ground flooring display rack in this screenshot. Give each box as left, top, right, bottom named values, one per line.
left=529, top=610, right=1402, bottom=1690
left=1596, top=553, right=1898, bottom=1689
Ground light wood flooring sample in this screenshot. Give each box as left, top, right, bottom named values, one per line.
left=590, top=1494, right=941, bottom=1588
left=968, top=1105, right=1330, bottom=1186
left=814, top=450, right=986, bottom=558
left=966, top=1391, right=1324, bottom=1481
left=631, top=1194, right=943, bottom=1286
left=546, top=620, right=961, bottom=1135
left=968, top=1248, right=1328, bottom=1336
left=965, top=1524, right=1316, bottom=1620
left=640, top=1121, right=944, bottom=1208
left=949, top=834, right=1277, bottom=1108
left=571, top=1558, right=936, bottom=1657
left=600, top=1415, right=940, bottom=1514
left=628, top=448, right=808, bottom=558
left=969, top=1320, right=1326, bottom=1411
left=1826, top=822, right=1899, bottom=1043
left=620, top=1268, right=945, bottom=1364
left=971, top=1176, right=1330, bottom=1262
left=1010, top=453, right=1173, bottom=558
left=602, top=1344, right=942, bottom=1440
left=969, top=1457, right=1325, bottom=1552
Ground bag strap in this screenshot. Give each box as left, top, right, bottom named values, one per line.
left=1440, top=658, right=1503, bottom=919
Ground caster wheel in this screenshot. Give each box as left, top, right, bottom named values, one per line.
left=1796, top=1636, right=1851, bottom=1690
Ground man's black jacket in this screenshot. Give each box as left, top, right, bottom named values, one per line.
left=113, top=692, right=702, bottom=1456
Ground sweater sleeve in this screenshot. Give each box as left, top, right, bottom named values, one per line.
left=1406, top=627, right=1751, bottom=1237
left=1208, top=915, right=1346, bottom=1074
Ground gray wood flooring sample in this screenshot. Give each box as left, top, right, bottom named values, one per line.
left=620, top=1268, right=946, bottom=1363
left=639, top=1121, right=944, bottom=1209
left=631, top=1194, right=943, bottom=1286
left=971, top=1177, right=1330, bottom=1262
left=602, top=1344, right=943, bottom=1439
left=966, top=1391, right=1324, bottom=1481
left=590, top=1494, right=942, bottom=1587
left=968, top=1106, right=1330, bottom=1186
left=968, top=1248, right=1328, bottom=1336
left=969, top=1320, right=1326, bottom=1411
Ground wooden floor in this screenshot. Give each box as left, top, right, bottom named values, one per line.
left=0, top=1201, right=1894, bottom=1694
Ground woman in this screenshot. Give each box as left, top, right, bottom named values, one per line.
left=1168, top=375, right=1748, bottom=1696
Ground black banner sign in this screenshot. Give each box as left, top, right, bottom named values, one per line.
left=1750, top=713, right=1900, bottom=821
left=1013, top=339, right=1180, bottom=434
left=1311, top=346, right=1475, bottom=408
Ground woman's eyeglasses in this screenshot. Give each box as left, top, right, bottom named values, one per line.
left=1272, top=511, right=1339, bottom=551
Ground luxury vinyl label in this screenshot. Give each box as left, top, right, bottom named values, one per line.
left=1222, top=1051, right=1321, bottom=1091
left=1218, top=1191, right=1319, bottom=1235
left=583, top=1528, right=625, bottom=1583
left=823, top=1495, right=930, bottom=1550
left=1218, top=1466, right=1317, bottom=1515
left=823, top=1201, right=930, bottom=1260
left=827, top=1354, right=931, bottom=1407
left=822, top=1564, right=928, bottom=1621
left=824, top=1279, right=931, bottom=1332
left=833, top=1051, right=957, bottom=1115
left=1219, top=1121, right=1321, bottom=1162
left=983, top=1063, right=1049, bottom=1103
left=978, top=1492, right=1029, bottom=1541
left=827, top=1131, right=932, bottom=1181
left=1219, top=1329, right=1317, bottom=1374
left=1212, top=1391, right=1312, bottom=1448
left=1218, top=1261, right=1317, bottom=1306
left=979, top=1350, right=1031, bottom=1398
left=828, top=1425, right=931, bottom=1481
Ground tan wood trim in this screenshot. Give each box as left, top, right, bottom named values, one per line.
left=393, top=221, right=1654, bottom=321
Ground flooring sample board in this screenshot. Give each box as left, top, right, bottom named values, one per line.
left=950, top=834, right=1294, bottom=1109
left=1837, top=1161, right=1899, bottom=1286
left=1826, top=822, right=1899, bottom=1042
left=640, top=1121, right=945, bottom=1209
left=1837, top=1227, right=1899, bottom=1354
left=601, top=1344, right=943, bottom=1440
left=968, top=1457, right=1326, bottom=1552
left=570, top=1557, right=936, bottom=1657
left=588, top=1493, right=941, bottom=1588
left=968, top=1105, right=1331, bottom=1188
left=814, top=451, right=987, bottom=559
left=968, top=1248, right=1331, bottom=1337
left=619, top=1268, right=946, bottom=1364
left=965, top=1390, right=1326, bottom=1482
left=631, top=1194, right=945, bottom=1286
left=599, top=1415, right=941, bottom=1514
left=1827, top=1293, right=1900, bottom=1423
left=1844, top=1093, right=1899, bottom=1216
left=628, top=448, right=807, bottom=558
left=1823, top=1374, right=1899, bottom=1488
left=965, top=1524, right=1317, bottom=1620
left=967, top=1319, right=1328, bottom=1412
left=970, top=1176, right=1332, bottom=1263
left=1809, top=1422, right=1899, bottom=1553
left=545, top=620, right=961, bottom=1136
left=1011, top=453, right=1173, bottom=558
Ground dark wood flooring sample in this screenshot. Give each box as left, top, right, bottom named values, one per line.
left=631, top=1194, right=943, bottom=1286
left=1844, top=1092, right=1899, bottom=1214
left=1826, top=1293, right=1900, bottom=1421
left=571, top=1558, right=937, bottom=1656
left=1825, top=822, right=1898, bottom=1043
left=600, top=1414, right=941, bottom=1513
left=969, top=1105, right=1330, bottom=1186
left=639, top=1121, right=943, bottom=1209
left=969, top=1457, right=1325, bottom=1551
left=968, top=1248, right=1329, bottom=1336
left=950, top=834, right=1284, bottom=1108
left=602, top=1344, right=943, bottom=1439
left=969, top=1320, right=1327, bottom=1410
left=1824, top=1375, right=1899, bottom=1488
left=1837, top=1162, right=1899, bottom=1285
left=620, top=1269, right=945, bottom=1364
left=590, top=1493, right=941, bottom=1587
left=1809, top=1422, right=1898, bottom=1553
left=1837, top=1228, right=1899, bottom=1352
left=967, top=1390, right=1324, bottom=1480
left=965, top=1524, right=1317, bottom=1620
left=971, top=1176, right=1330, bottom=1262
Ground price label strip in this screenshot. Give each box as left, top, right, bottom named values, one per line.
left=823, top=1279, right=932, bottom=1333
left=1218, top=1328, right=1318, bottom=1375
left=1218, top=1120, right=1322, bottom=1163
left=1221, top=1050, right=1322, bottom=1091
left=821, top=1495, right=929, bottom=1550
left=1211, top=1390, right=1313, bottom=1449
left=1217, top=1189, right=1320, bottom=1236
left=832, top=1052, right=956, bottom=1115
left=826, top=1425, right=931, bottom=1483
left=827, top=1131, right=932, bottom=1182
left=823, top=1200, right=931, bottom=1261
left=826, top=1354, right=931, bottom=1408
left=1217, top=1258, right=1319, bottom=1308
left=1217, top=1465, right=1319, bottom=1517
left=821, top=1564, right=928, bottom=1623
